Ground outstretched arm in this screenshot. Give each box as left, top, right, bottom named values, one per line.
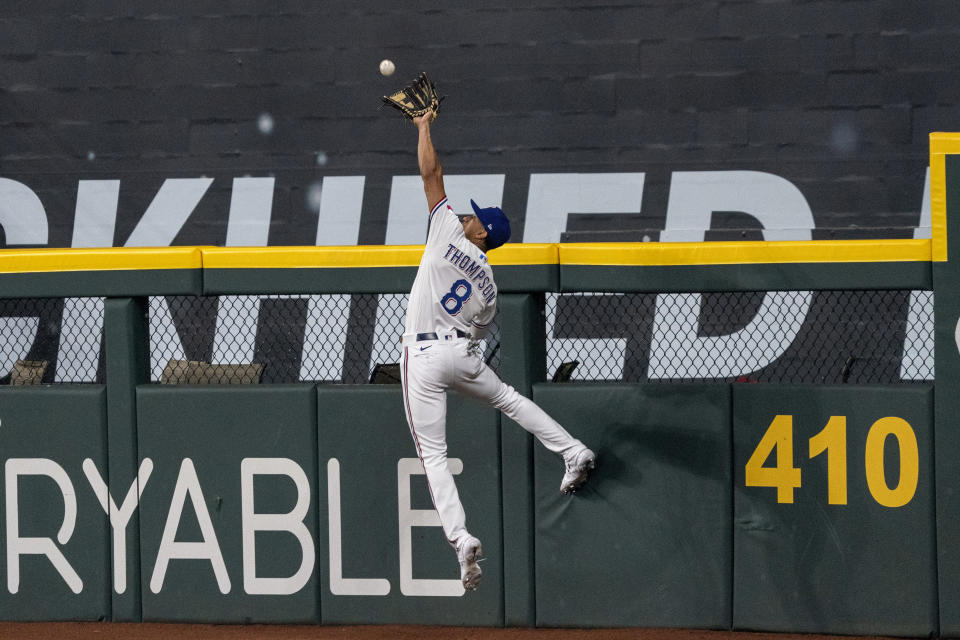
left=414, top=110, right=446, bottom=212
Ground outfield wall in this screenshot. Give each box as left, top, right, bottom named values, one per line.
left=0, top=135, right=957, bottom=635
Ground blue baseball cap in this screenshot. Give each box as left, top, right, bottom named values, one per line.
left=470, top=199, right=511, bottom=251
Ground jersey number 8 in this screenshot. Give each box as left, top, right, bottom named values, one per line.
left=441, top=279, right=472, bottom=315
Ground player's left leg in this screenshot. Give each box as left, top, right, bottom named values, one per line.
left=400, top=346, right=470, bottom=545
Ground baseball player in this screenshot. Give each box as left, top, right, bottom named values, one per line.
left=400, top=109, right=596, bottom=592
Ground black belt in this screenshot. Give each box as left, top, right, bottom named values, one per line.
left=417, top=329, right=469, bottom=341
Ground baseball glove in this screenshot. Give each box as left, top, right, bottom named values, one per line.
left=381, top=72, right=444, bottom=120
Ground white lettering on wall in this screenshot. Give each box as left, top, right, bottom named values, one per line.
left=240, top=457, right=315, bottom=595
left=526, top=172, right=645, bottom=378
left=0, top=179, right=48, bottom=379
left=326, top=458, right=391, bottom=596
left=125, top=178, right=213, bottom=247
left=150, top=458, right=231, bottom=594
left=315, top=176, right=365, bottom=246
left=55, top=181, right=118, bottom=382
left=73, top=180, right=120, bottom=246
left=661, top=170, right=814, bottom=242
left=0, top=170, right=936, bottom=383
left=546, top=293, right=625, bottom=381
left=522, top=173, right=645, bottom=243
left=386, top=175, right=505, bottom=245
left=226, top=177, right=275, bottom=246
left=127, top=178, right=215, bottom=380
left=82, top=458, right=153, bottom=594
left=5, top=458, right=82, bottom=594
left=649, top=171, right=815, bottom=379
left=397, top=457, right=464, bottom=597
left=0, top=178, right=49, bottom=245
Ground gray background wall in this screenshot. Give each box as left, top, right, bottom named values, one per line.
left=1, top=0, right=958, bottom=248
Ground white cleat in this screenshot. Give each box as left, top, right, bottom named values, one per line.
left=561, top=447, right=596, bottom=495
left=457, top=535, right=483, bottom=591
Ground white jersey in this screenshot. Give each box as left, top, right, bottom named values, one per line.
left=404, top=197, right=497, bottom=338
left=399, top=196, right=588, bottom=561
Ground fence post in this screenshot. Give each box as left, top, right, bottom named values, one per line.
left=497, top=292, right=546, bottom=626
left=103, top=296, right=150, bottom=621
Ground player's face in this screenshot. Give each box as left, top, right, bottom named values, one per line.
left=461, top=215, right=488, bottom=251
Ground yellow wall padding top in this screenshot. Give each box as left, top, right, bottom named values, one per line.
left=202, top=245, right=425, bottom=269
left=0, top=246, right=203, bottom=274
left=0, top=239, right=933, bottom=274
left=558, top=239, right=931, bottom=266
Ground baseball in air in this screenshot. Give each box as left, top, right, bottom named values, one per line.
left=379, top=59, right=395, bottom=76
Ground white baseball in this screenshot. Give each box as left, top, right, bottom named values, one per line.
left=379, top=59, right=395, bottom=76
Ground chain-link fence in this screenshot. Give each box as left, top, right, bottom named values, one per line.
left=545, top=290, right=934, bottom=383
left=0, top=290, right=934, bottom=386
left=0, top=297, right=105, bottom=384
left=149, top=294, right=501, bottom=384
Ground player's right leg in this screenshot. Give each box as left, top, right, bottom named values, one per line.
left=452, top=344, right=595, bottom=492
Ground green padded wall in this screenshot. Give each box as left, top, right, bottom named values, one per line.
left=936, top=153, right=960, bottom=637
left=0, top=386, right=110, bottom=621
left=136, top=385, right=319, bottom=623
left=532, top=383, right=732, bottom=628
left=733, top=384, right=935, bottom=637
left=316, top=386, right=503, bottom=625
left=496, top=294, right=545, bottom=626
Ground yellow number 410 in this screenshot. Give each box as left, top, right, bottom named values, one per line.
left=745, top=414, right=919, bottom=507
left=744, top=415, right=802, bottom=503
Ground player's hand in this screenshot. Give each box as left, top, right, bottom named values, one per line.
left=413, top=109, right=436, bottom=128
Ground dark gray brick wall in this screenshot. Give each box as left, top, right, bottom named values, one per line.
left=0, top=1, right=957, bottom=246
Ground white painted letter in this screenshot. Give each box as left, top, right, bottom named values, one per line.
left=126, top=178, right=214, bottom=380
left=397, top=457, right=464, bottom=597
left=327, top=458, right=390, bottom=595
left=315, top=176, right=364, bottom=246
left=241, top=458, right=315, bottom=595
left=227, top=177, right=274, bottom=246
left=648, top=291, right=811, bottom=378
left=73, top=180, right=120, bottom=247
left=0, top=180, right=47, bottom=379
left=124, top=178, right=213, bottom=247
left=386, top=175, right=505, bottom=245
left=650, top=171, right=814, bottom=379
left=662, top=170, right=813, bottom=242
left=525, top=173, right=644, bottom=377
left=0, top=178, right=48, bottom=245
left=82, top=458, right=153, bottom=594
left=546, top=293, right=625, bottom=381
left=522, top=173, right=644, bottom=243
left=150, top=458, right=230, bottom=594
left=5, top=459, right=82, bottom=594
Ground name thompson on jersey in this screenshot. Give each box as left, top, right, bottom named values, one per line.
left=441, top=243, right=496, bottom=305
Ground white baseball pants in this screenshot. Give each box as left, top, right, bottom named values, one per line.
left=400, top=336, right=584, bottom=547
